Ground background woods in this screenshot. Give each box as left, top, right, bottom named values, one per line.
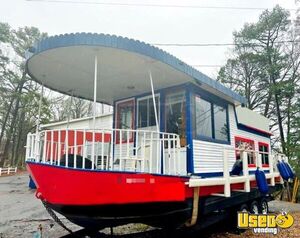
left=217, top=5, right=300, bottom=175
left=0, top=24, right=50, bottom=167
left=0, top=24, right=99, bottom=167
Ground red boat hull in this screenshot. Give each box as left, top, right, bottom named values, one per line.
left=27, top=162, right=194, bottom=228
left=26, top=162, right=251, bottom=206
left=27, top=162, right=190, bottom=206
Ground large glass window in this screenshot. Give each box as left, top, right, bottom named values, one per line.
left=165, top=91, right=186, bottom=146
left=194, top=95, right=229, bottom=142
left=137, top=96, right=159, bottom=128
left=195, top=96, right=212, bottom=138
left=214, top=105, right=228, bottom=141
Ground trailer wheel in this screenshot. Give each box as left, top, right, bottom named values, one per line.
left=249, top=201, right=259, bottom=214
left=239, top=203, right=249, bottom=213
left=235, top=204, right=248, bottom=234
left=259, top=198, right=269, bottom=214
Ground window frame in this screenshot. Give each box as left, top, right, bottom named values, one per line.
left=137, top=94, right=160, bottom=129
left=193, top=94, right=230, bottom=144
left=234, top=136, right=256, bottom=167
left=258, top=142, right=270, bottom=167
left=213, top=103, right=229, bottom=142
left=164, top=90, right=187, bottom=147
left=115, top=98, right=135, bottom=143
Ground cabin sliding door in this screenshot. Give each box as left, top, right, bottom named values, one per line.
left=116, top=99, right=135, bottom=143
left=137, top=95, right=160, bottom=131
left=136, top=95, right=160, bottom=172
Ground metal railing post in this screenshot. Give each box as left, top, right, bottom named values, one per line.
left=25, top=134, right=30, bottom=161
left=119, top=130, right=123, bottom=171
left=30, top=134, right=34, bottom=159
left=172, top=136, right=176, bottom=175
left=101, top=131, right=105, bottom=170
left=162, top=135, right=166, bottom=174
left=126, top=130, right=130, bottom=170
left=74, top=130, right=77, bottom=168
left=176, top=136, right=181, bottom=175
left=142, top=131, right=146, bottom=172
left=149, top=132, right=153, bottom=173
left=35, top=132, right=40, bottom=162
left=50, top=130, right=54, bottom=165
left=167, top=134, right=171, bottom=175
left=83, top=129, right=86, bottom=169
left=58, top=130, right=61, bottom=166
left=42, top=132, right=47, bottom=163
left=65, top=130, right=69, bottom=167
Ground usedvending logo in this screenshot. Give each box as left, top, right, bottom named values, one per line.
left=237, top=211, right=294, bottom=234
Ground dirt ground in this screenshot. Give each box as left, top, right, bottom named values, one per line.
left=1, top=173, right=300, bottom=238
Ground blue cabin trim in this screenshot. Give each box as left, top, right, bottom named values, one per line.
left=193, top=170, right=270, bottom=178
left=186, top=90, right=194, bottom=173
left=194, top=172, right=224, bottom=178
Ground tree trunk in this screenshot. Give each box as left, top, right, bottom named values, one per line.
left=272, top=79, right=286, bottom=154
left=14, top=109, right=25, bottom=167
left=0, top=97, right=14, bottom=146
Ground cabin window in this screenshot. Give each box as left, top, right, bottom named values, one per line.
left=214, top=104, right=228, bottom=141
left=195, top=96, right=212, bottom=138
left=194, top=96, right=229, bottom=142
left=235, top=137, right=255, bottom=166
left=259, top=142, right=269, bottom=166
left=165, top=91, right=186, bottom=146
left=116, top=99, right=134, bottom=142
left=137, top=95, right=159, bottom=128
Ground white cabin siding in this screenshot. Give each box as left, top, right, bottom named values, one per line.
left=42, top=113, right=113, bottom=130
left=193, top=104, right=270, bottom=175
left=193, top=140, right=235, bottom=174
left=228, top=105, right=270, bottom=149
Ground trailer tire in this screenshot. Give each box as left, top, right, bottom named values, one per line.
left=239, top=203, right=249, bottom=213
left=259, top=198, right=269, bottom=214
left=249, top=201, right=259, bottom=214
left=233, top=203, right=248, bottom=234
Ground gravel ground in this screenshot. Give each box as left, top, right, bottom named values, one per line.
left=1, top=172, right=300, bottom=238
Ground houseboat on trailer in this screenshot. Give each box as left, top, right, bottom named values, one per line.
left=25, top=33, right=285, bottom=231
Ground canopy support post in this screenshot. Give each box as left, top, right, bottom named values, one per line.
left=36, top=84, right=44, bottom=134
left=148, top=70, right=159, bottom=133
left=66, top=90, right=74, bottom=129
left=91, top=55, right=98, bottom=169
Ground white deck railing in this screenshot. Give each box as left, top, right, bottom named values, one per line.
left=25, top=129, right=183, bottom=176
left=188, top=147, right=282, bottom=197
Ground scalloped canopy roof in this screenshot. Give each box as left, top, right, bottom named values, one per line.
left=26, top=33, right=246, bottom=105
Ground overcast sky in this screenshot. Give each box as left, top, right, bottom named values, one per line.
left=1, top=0, right=298, bottom=79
